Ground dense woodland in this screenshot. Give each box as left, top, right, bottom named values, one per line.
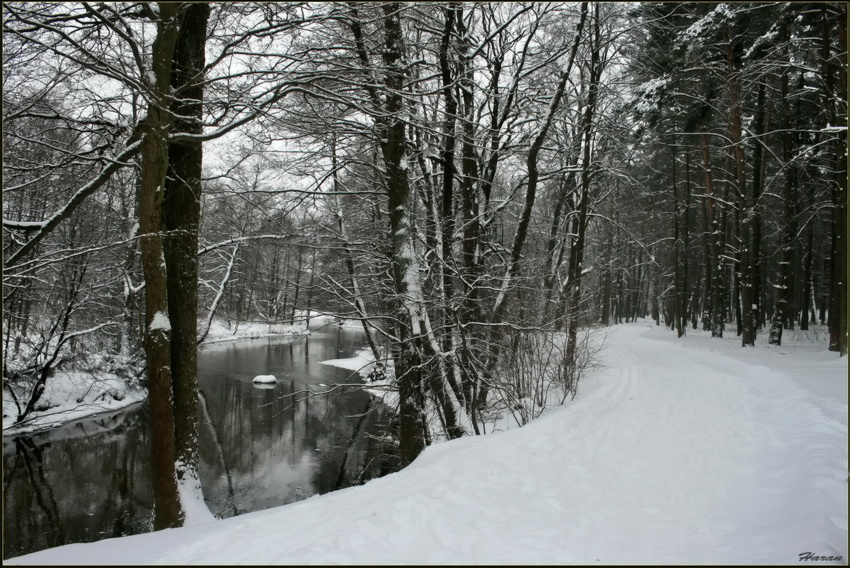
left=3, top=2, right=847, bottom=529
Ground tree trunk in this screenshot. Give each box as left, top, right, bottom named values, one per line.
left=290, top=247, right=303, bottom=325
left=350, top=3, right=432, bottom=464
left=824, top=6, right=848, bottom=354
left=682, top=145, right=692, bottom=334
left=491, top=2, right=588, bottom=328
left=770, top=66, right=796, bottom=347
left=564, top=3, right=599, bottom=391
left=726, top=24, right=754, bottom=347
left=672, top=143, right=684, bottom=337
left=162, top=2, right=210, bottom=520
left=700, top=134, right=723, bottom=337
left=140, top=2, right=182, bottom=531
left=751, top=84, right=766, bottom=330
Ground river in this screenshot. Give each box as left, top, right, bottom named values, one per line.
left=2, top=326, right=395, bottom=560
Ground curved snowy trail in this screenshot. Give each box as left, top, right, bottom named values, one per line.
left=8, top=325, right=847, bottom=565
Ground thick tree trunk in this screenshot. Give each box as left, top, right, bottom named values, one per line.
left=140, top=2, right=182, bottom=531
left=600, top=195, right=616, bottom=326
left=800, top=223, right=813, bottom=331
left=672, top=144, right=685, bottom=338
left=700, top=194, right=712, bottom=331
left=726, top=25, right=754, bottom=347
left=349, top=3, right=465, bottom=462
left=380, top=4, right=428, bottom=465
left=162, top=1, right=210, bottom=520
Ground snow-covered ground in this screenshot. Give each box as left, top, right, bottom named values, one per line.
left=7, top=322, right=846, bottom=565
left=2, top=368, right=147, bottom=436
left=200, top=319, right=309, bottom=345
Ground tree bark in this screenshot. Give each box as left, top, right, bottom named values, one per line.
left=140, top=1, right=182, bottom=531
left=162, top=1, right=210, bottom=515
left=726, top=24, right=754, bottom=347
left=564, top=3, right=599, bottom=389
left=823, top=6, right=847, bottom=354
left=700, top=133, right=723, bottom=337
left=769, top=65, right=795, bottom=346
left=751, top=84, right=766, bottom=330
left=350, top=3, right=431, bottom=464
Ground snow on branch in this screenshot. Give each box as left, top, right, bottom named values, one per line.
left=4, top=140, right=143, bottom=269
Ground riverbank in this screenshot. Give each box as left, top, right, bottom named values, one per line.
left=9, top=321, right=845, bottom=564
left=199, top=319, right=309, bottom=347
left=2, top=318, right=319, bottom=436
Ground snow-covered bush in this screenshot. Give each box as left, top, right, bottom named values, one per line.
left=488, top=327, right=605, bottom=426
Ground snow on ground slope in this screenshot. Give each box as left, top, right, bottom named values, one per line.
left=7, top=323, right=847, bottom=565
left=3, top=370, right=146, bottom=435
left=201, top=319, right=308, bottom=345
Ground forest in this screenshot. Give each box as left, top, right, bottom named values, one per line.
left=3, top=2, right=847, bottom=532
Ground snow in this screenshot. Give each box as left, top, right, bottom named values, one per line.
left=631, top=76, right=669, bottom=113
left=150, top=311, right=171, bottom=332
left=680, top=4, right=736, bottom=45
left=400, top=239, right=426, bottom=335
left=320, top=349, right=374, bottom=372
left=251, top=374, right=277, bottom=384
left=177, top=468, right=216, bottom=526
left=2, top=218, right=47, bottom=230
left=3, top=370, right=146, bottom=435
left=199, top=319, right=309, bottom=347
left=6, top=322, right=846, bottom=564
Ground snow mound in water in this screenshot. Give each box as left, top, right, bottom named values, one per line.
left=252, top=374, right=277, bottom=384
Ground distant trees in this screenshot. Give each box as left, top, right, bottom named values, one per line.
left=274, top=2, right=646, bottom=457
left=625, top=2, right=847, bottom=352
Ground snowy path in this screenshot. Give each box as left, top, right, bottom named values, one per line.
left=8, top=324, right=847, bottom=564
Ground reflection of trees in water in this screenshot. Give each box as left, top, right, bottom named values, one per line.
left=339, top=399, right=399, bottom=487
left=199, top=371, right=397, bottom=519
left=198, top=389, right=238, bottom=516
left=308, top=388, right=398, bottom=495
left=335, top=398, right=378, bottom=490
left=200, top=377, right=324, bottom=514
left=6, top=332, right=399, bottom=559
left=14, top=437, right=64, bottom=553
left=3, top=406, right=152, bottom=560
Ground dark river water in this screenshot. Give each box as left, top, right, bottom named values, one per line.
left=2, top=327, right=396, bottom=560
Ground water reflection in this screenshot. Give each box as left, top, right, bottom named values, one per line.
left=3, top=328, right=397, bottom=560
left=3, top=404, right=152, bottom=558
